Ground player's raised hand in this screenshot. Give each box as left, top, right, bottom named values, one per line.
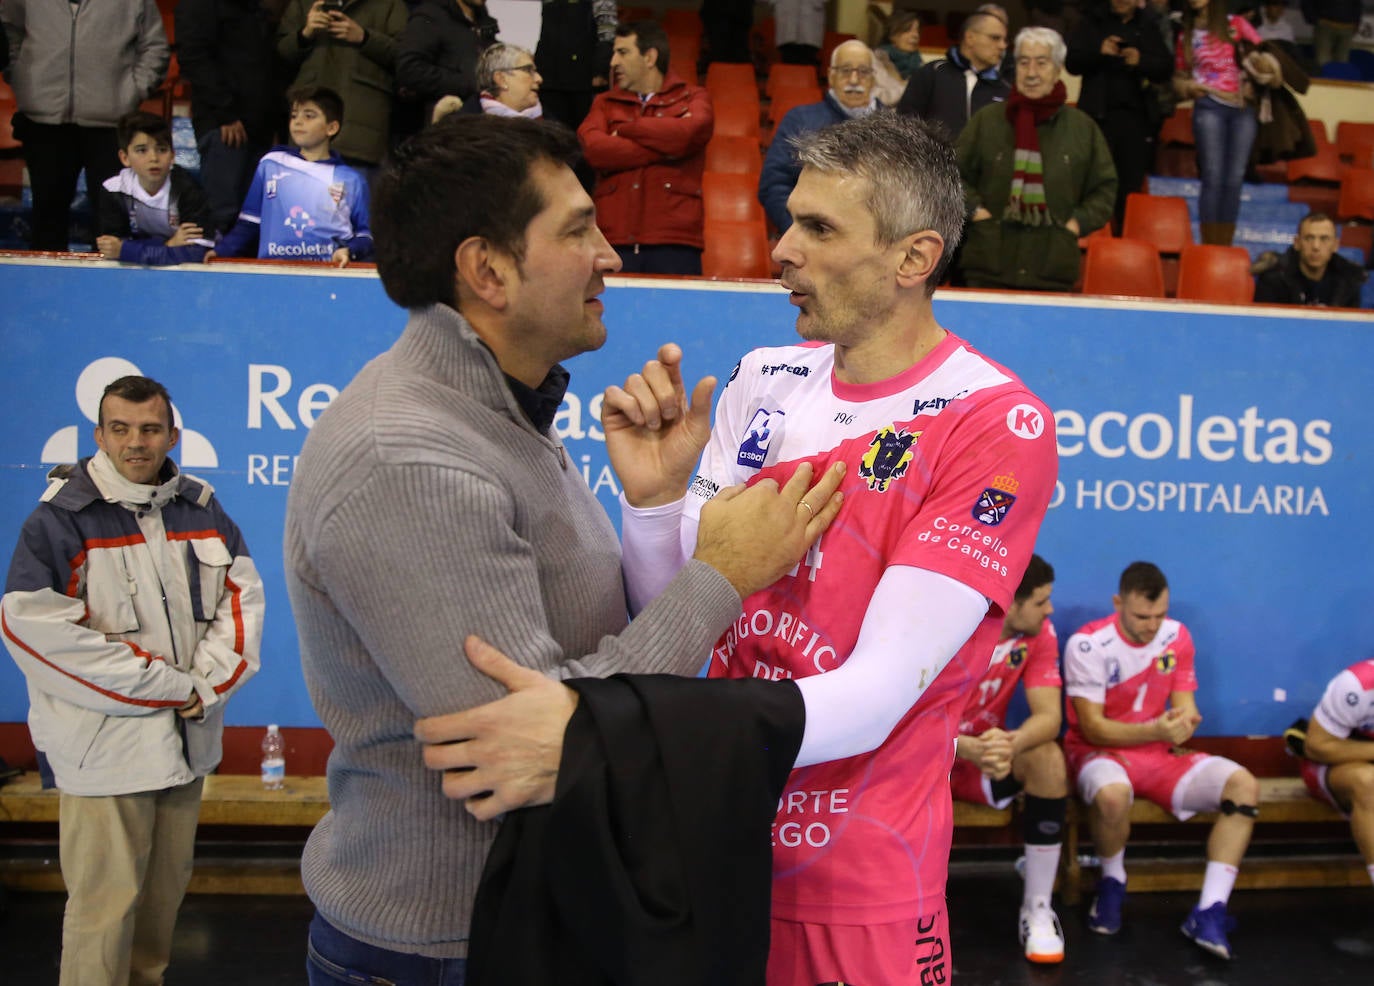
left=602, top=343, right=716, bottom=506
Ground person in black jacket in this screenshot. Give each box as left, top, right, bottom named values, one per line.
left=896, top=12, right=1010, bottom=140
left=1255, top=212, right=1368, bottom=307
left=534, top=0, right=616, bottom=131
left=96, top=111, right=215, bottom=265
left=175, top=0, right=286, bottom=233
left=1066, top=0, right=1175, bottom=228
left=396, top=0, right=498, bottom=122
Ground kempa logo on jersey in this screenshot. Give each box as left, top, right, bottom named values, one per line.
left=913, top=394, right=963, bottom=415
left=40, top=357, right=218, bottom=468
left=1054, top=394, right=1332, bottom=465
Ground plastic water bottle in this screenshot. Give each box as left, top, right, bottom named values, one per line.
left=261, top=724, right=285, bottom=790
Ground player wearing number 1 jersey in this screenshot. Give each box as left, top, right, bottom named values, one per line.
left=951, top=554, right=1069, bottom=964
left=610, top=114, right=1057, bottom=986
left=1064, top=561, right=1259, bottom=960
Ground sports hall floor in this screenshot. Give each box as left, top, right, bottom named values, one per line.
left=1, top=866, right=1367, bottom=984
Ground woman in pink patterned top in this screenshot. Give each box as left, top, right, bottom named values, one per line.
left=1174, top=0, right=1262, bottom=245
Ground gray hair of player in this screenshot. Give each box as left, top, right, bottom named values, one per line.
left=791, top=113, right=965, bottom=293
left=477, top=43, right=535, bottom=94
left=1014, top=27, right=1067, bottom=68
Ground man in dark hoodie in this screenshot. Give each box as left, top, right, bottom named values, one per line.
left=1255, top=212, right=1367, bottom=308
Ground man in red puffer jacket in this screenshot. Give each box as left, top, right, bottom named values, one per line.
left=578, top=20, right=714, bottom=275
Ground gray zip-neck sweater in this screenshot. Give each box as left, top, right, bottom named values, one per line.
left=284, top=303, right=742, bottom=957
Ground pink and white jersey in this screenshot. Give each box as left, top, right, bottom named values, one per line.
left=692, top=332, right=1057, bottom=924
left=1311, top=659, right=1374, bottom=742
left=959, top=618, right=1061, bottom=738
left=1063, top=613, right=1198, bottom=762
left=1175, top=16, right=1261, bottom=95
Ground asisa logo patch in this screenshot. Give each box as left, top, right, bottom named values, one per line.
left=858, top=426, right=917, bottom=492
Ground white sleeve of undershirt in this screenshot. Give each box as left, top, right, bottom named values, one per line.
left=620, top=494, right=694, bottom=615
left=794, top=565, right=989, bottom=768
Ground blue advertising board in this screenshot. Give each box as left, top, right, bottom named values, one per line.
left=1, top=259, right=1370, bottom=735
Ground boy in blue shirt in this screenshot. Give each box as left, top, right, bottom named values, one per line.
left=97, top=111, right=215, bottom=266
left=210, top=87, right=373, bottom=266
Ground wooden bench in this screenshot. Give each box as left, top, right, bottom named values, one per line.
left=0, top=773, right=328, bottom=894
left=1061, top=776, right=1361, bottom=903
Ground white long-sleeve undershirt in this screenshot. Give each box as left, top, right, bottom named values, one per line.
left=620, top=494, right=989, bottom=768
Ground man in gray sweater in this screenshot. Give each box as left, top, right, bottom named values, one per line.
left=283, top=113, right=842, bottom=985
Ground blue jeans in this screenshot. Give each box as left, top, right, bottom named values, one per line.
left=1191, top=95, right=1258, bottom=225
left=306, top=913, right=467, bottom=986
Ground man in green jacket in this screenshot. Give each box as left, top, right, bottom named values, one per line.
left=957, top=26, right=1117, bottom=292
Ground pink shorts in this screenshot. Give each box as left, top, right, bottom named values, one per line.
left=950, top=757, right=1010, bottom=808
left=767, top=909, right=951, bottom=986
left=1069, top=745, right=1212, bottom=814
left=1299, top=758, right=1348, bottom=816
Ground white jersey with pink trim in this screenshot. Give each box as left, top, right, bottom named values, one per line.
left=1311, top=659, right=1374, bottom=742
left=959, top=618, right=1062, bottom=737
left=1063, top=613, right=1198, bottom=763
left=692, top=332, right=1057, bottom=924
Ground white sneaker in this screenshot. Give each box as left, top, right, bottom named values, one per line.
left=1019, top=902, right=1066, bottom=964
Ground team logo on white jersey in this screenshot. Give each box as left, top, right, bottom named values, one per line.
left=40, top=357, right=218, bottom=468
left=737, top=408, right=783, bottom=468
left=973, top=473, right=1019, bottom=526
left=1155, top=649, right=1177, bottom=674
left=1006, top=403, right=1045, bottom=440
left=858, top=426, right=917, bottom=492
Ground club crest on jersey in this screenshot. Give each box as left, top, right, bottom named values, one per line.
left=1155, top=649, right=1177, bottom=674
left=1007, top=644, right=1027, bottom=668
left=284, top=205, right=316, bottom=238
left=858, top=426, right=918, bottom=492
left=736, top=408, right=783, bottom=468
left=329, top=181, right=345, bottom=206
left=973, top=473, right=1020, bottom=526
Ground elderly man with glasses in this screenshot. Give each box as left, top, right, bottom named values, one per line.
left=760, top=40, right=882, bottom=233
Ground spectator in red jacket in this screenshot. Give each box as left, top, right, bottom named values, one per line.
left=577, top=21, right=714, bottom=275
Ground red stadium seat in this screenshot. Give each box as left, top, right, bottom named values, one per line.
left=1288, top=143, right=1346, bottom=184
left=1336, top=168, right=1374, bottom=222
left=702, top=219, right=772, bottom=279
left=1080, top=236, right=1166, bottom=298
left=703, top=172, right=765, bottom=223
left=1176, top=244, right=1255, bottom=304
left=1336, top=122, right=1374, bottom=162
left=704, top=135, right=763, bottom=177
left=711, top=98, right=761, bottom=140
left=766, top=63, right=820, bottom=97
left=662, top=9, right=702, bottom=42
left=1158, top=107, right=1193, bottom=147
left=1122, top=193, right=1193, bottom=254
left=705, top=62, right=757, bottom=101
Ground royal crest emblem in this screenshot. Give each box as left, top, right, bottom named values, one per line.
left=1007, top=644, right=1027, bottom=668
left=973, top=473, right=1020, bottom=526
left=1156, top=649, right=1177, bottom=674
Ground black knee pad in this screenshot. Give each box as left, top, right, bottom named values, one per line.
left=1023, top=794, right=1067, bottom=845
left=1220, top=799, right=1259, bottom=818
